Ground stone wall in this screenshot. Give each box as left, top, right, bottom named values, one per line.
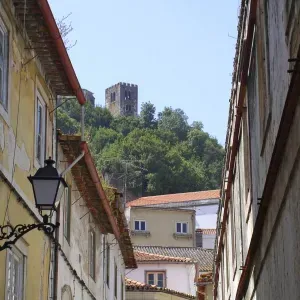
left=105, top=82, right=138, bottom=117
left=215, top=0, right=300, bottom=299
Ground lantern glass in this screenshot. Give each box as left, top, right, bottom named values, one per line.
left=31, top=178, right=60, bottom=210
left=28, top=157, right=66, bottom=213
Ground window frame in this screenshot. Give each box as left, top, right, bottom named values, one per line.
left=125, top=104, right=131, bottom=112
left=89, top=229, right=96, bottom=280
left=134, top=220, right=146, bottom=231
left=176, top=222, right=188, bottom=234
left=34, top=89, right=46, bottom=168
left=63, top=186, right=71, bottom=243
left=0, top=15, right=9, bottom=124
left=145, top=271, right=166, bottom=288
left=5, top=246, right=26, bottom=300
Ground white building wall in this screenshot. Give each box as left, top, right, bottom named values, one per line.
left=55, top=146, right=125, bottom=300
left=202, top=234, right=216, bottom=249
left=128, top=263, right=196, bottom=296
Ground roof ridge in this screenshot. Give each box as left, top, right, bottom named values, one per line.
left=135, top=189, right=220, bottom=198
left=127, top=189, right=220, bottom=207
left=134, top=245, right=214, bottom=251
left=134, top=250, right=193, bottom=262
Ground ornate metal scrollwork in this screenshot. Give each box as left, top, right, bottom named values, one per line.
left=0, top=222, right=59, bottom=251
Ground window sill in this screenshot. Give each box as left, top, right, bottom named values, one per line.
left=131, top=230, right=151, bottom=237
left=173, top=233, right=193, bottom=239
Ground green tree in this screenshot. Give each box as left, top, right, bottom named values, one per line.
left=56, top=109, right=79, bottom=134
left=91, top=127, right=121, bottom=154
left=111, top=116, right=141, bottom=136
left=158, top=107, right=189, bottom=140
left=57, top=98, right=225, bottom=196
left=187, top=128, right=209, bottom=157
left=140, top=102, right=157, bottom=129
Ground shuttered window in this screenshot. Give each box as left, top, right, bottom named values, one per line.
left=5, top=248, right=25, bottom=300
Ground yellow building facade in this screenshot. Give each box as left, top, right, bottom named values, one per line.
left=0, top=0, right=85, bottom=299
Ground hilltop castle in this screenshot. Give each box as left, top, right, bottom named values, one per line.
left=105, top=82, right=138, bottom=117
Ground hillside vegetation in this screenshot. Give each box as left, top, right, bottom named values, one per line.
left=57, top=100, right=224, bottom=197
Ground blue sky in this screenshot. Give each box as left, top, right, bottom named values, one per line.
left=49, top=0, right=239, bottom=145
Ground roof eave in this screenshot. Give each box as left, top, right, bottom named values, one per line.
left=37, top=0, right=86, bottom=105
left=80, top=142, right=120, bottom=239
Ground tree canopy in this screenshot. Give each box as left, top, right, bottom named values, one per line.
left=57, top=100, right=224, bottom=197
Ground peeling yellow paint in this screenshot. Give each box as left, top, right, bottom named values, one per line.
left=0, top=2, right=56, bottom=300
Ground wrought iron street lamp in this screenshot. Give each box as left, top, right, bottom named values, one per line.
left=0, top=157, right=66, bottom=251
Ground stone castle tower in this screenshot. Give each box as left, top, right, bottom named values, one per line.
left=105, top=82, right=138, bottom=117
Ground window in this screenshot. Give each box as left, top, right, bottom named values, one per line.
left=176, top=222, right=188, bottom=234
left=35, top=91, right=46, bottom=165
left=114, top=262, right=117, bottom=298
left=5, top=247, right=25, bottom=300
left=111, top=92, right=116, bottom=102
left=134, top=220, right=146, bottom=231
left=125, top=104, right=131, bottom=112
left=106, top=243, right=110, bottom=287
left=146, top=271, right=165, bottom=287
left=89, top=230, right=96, bottom=280
left=63, top=187, right=71, bottom=242
left=0, top=18, right=8, bottom=110
left=124, top=90, right=131, bottom=100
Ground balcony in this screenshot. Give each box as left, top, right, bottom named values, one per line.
left=173, top=233, right=193, bottom=239
left=131, top=230, right=151, bottom=237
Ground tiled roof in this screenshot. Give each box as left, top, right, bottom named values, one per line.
left=133, top=246, right=214, bottom=272
left=127, top=190, right=220, bottom=207
left=58, top=134, right=113, bottom=233
left=196, top=229, right=217, bottom=235
left=59, top=134, right=136, bottom=269
left=198, top=272, right=213, bottom=283
left=135, top=251, right=193, bottom=263
left=125, top=278, right=196, bottom=299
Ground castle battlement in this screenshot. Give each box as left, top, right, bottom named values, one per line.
left=105, top=82, right=138, bottom=117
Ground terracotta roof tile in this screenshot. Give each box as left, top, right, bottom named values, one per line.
left=134, top=246, right=214, bottom=272
left=127, top=190, right=220, bottom=207
left=125, top=278, right=196, bottom=299
left=196, top=229, right=217, bottom=235
left=198, top=272, right=213, bottom=283
left=59, top=134, right=136, bottom=269
left=134, top=251, right=194, bottom=263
